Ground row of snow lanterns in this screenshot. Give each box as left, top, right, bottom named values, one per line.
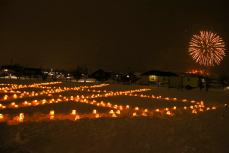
left=0, top=83, right=110, bottom=101
left=0, top=81, right=62, bottom=94
left=49, top=109, right=81, bottom=120
left=80, top=89, right=221, bottom=115
left=1, top=93, right=218, bottom=116
left=0, top=82, right=62, bottom=92
left=0, top=103, right=224, bottom=124
left=0, top=113, right=27, bottom=123
left=0, top=87, right=149, bottom=110
left=0, top=84, right=110, bottom=109
left=0, top=109, right=179, bottom=123
left=0, top=93, right=220, bottom=117
left=0, top=109, right=114, bottom=123
left=108, top=92, right=217, bottom=112
left=1, top=96, right=219, bottom=117
left=0, top=107, right=137, bottom=123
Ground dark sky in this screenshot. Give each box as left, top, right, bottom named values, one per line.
left=0, top=0, right=228, bottom=73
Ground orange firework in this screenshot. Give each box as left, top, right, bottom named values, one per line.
left=189, top=31, right=226, bottom=66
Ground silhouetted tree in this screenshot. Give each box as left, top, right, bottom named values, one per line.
left=72, top=66, right=88, bottom=80
left=90, top=69, right=111, bottom=81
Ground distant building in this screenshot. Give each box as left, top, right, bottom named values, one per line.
left=139, top=70, right=178, bottom=86
left=138, top=70, right=204, bottom=89
left=168, top=74, right=200, bottom=89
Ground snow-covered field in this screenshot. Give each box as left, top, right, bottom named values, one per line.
left=0, top=80, right=228, bottom=153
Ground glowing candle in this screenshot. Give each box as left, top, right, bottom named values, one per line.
left=71, top=110, right=77, bottom=115
left=166, top=111, right=172, bottom=116
left=13, top=94, right=17, bottom=99
left=142, top=112, right=147, bottom=116
left=95, top=114, right=100, bottom=118
left=93, top=109, right=97, bottom=114
left=199, top=108, right=203, bottom=112
left=0, top=114, right=3, bottom=120
left=135, top=107, right=139, bottom=111
left=132, top=112, right=137, bottom=117
left=192, top=110, right=197, bottom=114
left=3, top=95, right=8, bottom=100
left=74, top=115, right=80, bottom=120
left=200, top=101, right=204, bottom=106
left=109, top=110, right=114, bottom=114
left=49, top=110, right=55, bottom=120
left=116, top=110, right=121, bottom=115
left=19, top=113, right=24, bottom=122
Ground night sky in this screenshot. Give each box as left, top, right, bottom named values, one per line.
left=0, top=0, right=228, bottom=73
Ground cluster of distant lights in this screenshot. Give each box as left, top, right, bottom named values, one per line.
left=0, top=82, right=228, bottom=125
left=186, top=69, right=209, bottom=76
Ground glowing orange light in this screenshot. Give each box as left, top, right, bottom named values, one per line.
left=13, top=94, right=17, bottom=99
left=132, top=112, right=137, bottom=117
left=49, top=110, right=55, bottom=120
left=95, top=114, right=100, bottom=118
left=74, top=115, right=80, bottom=120
left=166, top=111, right=172, bottom=116
left=0, top=114, right=3, bottom=120
left=134, top=107, right=139, bottom=111
left=109, top=110, right=114, bottom=114
left=18, top=113, right=24, bottom=122
left=116, top=110, right=121, bottom=115
left=3, top=95, right=8, bottom=100
left=93, top=109, right=97, bottom=114
left=71, top=110, right=77, bottom=115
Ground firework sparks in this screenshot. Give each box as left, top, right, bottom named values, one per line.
left=189, top=31, right=225, bottom=66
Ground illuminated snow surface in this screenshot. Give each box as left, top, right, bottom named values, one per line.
left=0, top=80, right=228, bottom=153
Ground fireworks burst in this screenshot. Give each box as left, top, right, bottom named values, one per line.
left=189, top=31, right=226, bottom=66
